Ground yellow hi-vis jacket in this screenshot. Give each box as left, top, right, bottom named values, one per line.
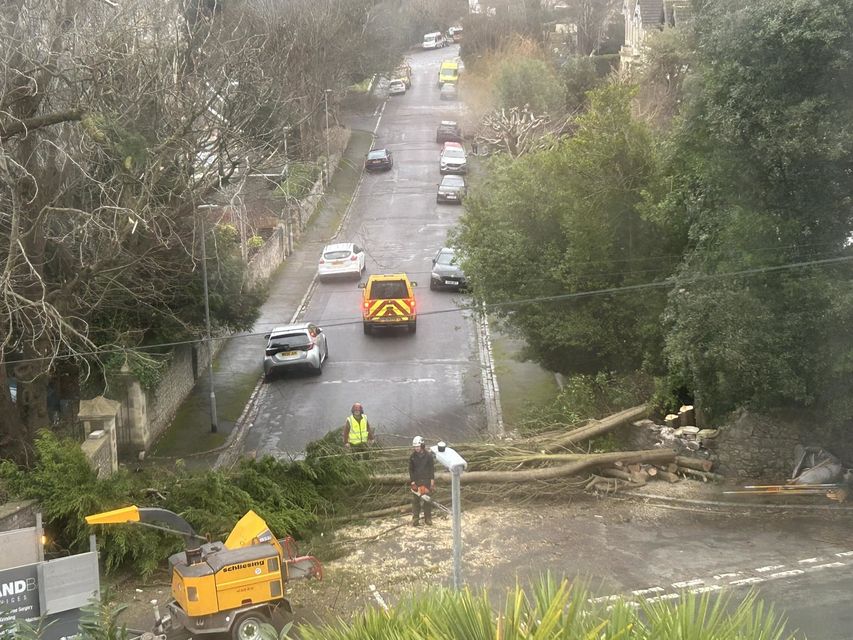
left=347, top=415, right=369, bottom=445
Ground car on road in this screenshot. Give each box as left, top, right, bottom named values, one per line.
left=359, top=273, right=418, bottom=334
left=318, top=242, right=365, bottom=281
left=422, top=31, right=447, bottom=49
left=365, top=148, right=393, bottom=172
left=447, top=26, right=463, bottom=42
left=389, top=79, right=407, bottom=95
left=436, top=120, right=463, bottom=144
left=436, top=175, right=466, bottom=204
left=263, top=322, right=328, bottom=379
left=438, top=60, right=459, bottom=87
left=440, top=83, right=458, bottom=101
left=430, top=247, right=466, bottom=291
left=395, top=62, right=412, bottom=88
left=440, top=144, right=467, bottom=174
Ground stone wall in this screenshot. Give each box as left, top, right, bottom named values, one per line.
left=146, top=340, right=223, bottom=447
left=710, top=408, right=851, bottom=482
left=0, top=500, right=38, bottom=532
left=617, top=408, right=850, bottom=482
left=247, top=225, right=287, bottom=288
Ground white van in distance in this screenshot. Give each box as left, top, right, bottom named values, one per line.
left=422, top=32, right=447, bottom=49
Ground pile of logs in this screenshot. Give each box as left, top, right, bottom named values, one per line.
left=587, top=455, right=722, bottom=493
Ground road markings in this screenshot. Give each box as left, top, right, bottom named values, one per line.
left=755, top=564, right=786, bottom=573
left=672, top=579, right=704, bottom=589
left=590, top=556, right=853, bottom=608
left=730, top=576, right=765, bottom=586
left=768, top=569, right=805, bottom=579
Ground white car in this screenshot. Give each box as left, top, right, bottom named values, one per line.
left=422, top=32, right=447, bottom=49
left=440, top=145, right=467, bottom=174
left=389, top=79, right=407, bottom=95
left=318, top=242, right=365, bottom=281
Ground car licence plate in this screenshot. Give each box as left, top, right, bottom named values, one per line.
left=446, top=280, right=459, bottom=286
left=332, top=260, right=343, bottom=265
left=446, top=194, right=456, bottom=199
left=279, top=351, right=298, bottom=358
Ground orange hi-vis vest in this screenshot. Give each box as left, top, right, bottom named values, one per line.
left=347, top=414, right=369, bottom=445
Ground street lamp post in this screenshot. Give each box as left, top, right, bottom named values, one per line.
left=431, top=442, right=467, bottom=589
left=197, top=205, right=218, bottom=434
left=323, top=89, right=332, bottom=186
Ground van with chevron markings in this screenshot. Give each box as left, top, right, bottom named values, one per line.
left=359, top=274, right=418, bottom=335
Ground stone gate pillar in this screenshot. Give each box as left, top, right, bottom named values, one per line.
left=77, top=396, right=119, bottom=477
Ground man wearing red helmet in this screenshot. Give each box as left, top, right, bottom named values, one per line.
left=343, top=402, right=374, bottom=458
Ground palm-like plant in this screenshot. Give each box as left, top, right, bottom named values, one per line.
left=292, top=575, right=800, bottom=640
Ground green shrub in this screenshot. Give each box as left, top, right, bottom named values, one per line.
left=275, top=163, right=321, bottom=200
left=0, top=431, right=370, bottom=577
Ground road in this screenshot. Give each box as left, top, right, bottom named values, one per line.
left=243, top=45, right=487, bottom=458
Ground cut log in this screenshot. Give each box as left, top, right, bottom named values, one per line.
left=544, top=405, right=650, bottom=452
left=371, top=449, right=677, bottom=485
left=599, top=467, right=633, bottom=482
left=678, top=467, right=724, bottom=483
left=645, top=465, right=658, bottom=478
left=676, top=456, right=714, bottom=472
left=627, top=463, right=642, bottom=474
left=665, top=414, right=680, bottom=428
left=656, top=470, right=680, bottom=483
left=678, top=405, right=695, bottom=427
left=664, top=463, right=679, bottom=473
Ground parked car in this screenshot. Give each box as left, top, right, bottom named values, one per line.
left=389, top=79, right=407, bottom=95
left=395, top=62, right=413, bottom=88
left=439, top=83, right=458, bottom=101
left=447, top=26, right=464, bottom=42
left=318, top=242, right=365, bottom=281
left=365, top=148, right=393, bottom=172
left=436, top=175, right=466, bottom=204
left=263, top=322, right=328, bottom=379
left=422, top=31, right=447, bottom=49
left=436, top=120, right=463, bottom=144
left=440, top=145, right=467, bottom=174
left=430, top=247, right=467, bottom=291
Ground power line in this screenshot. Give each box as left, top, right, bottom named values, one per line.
left=3, top=253, right=851, bottom=367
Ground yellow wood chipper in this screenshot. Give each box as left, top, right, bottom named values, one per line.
left=86, top=506, right=321, bottom=640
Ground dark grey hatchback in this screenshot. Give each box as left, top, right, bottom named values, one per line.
left=436, top=175, right=466, bottom=204
left=365, top=148, right=393, bottom=172
left=430, top=247, right=467, bottom=290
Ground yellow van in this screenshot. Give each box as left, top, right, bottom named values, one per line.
left=359, top=274, right=418, bottom=334
left=438, top=60, right=459, bottom=87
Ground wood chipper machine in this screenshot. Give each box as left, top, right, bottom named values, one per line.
left=85, top=506, right=322, bottom=640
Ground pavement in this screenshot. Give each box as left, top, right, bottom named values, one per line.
left=150, top=122, right=378, bottom=462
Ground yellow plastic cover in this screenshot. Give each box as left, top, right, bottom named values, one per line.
left=224, top=510, right=274, bottom=549
left=85, top=505, right=141, bottom=525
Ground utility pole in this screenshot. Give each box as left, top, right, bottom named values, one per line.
left=197, top=205, right=218, bottom=434
left=324, top=89, right=332, bottom=186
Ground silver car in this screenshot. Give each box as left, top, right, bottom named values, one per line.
left=440, top=146, right=467, bottom=174
left=263, top=322, right=328, bottom=379
left=430, top=247, right=467, bottom=290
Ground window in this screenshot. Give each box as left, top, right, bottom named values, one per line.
left=370, top=281, right=408, bottom=299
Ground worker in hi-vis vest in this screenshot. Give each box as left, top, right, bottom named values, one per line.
left=343, top=402, right=374, bottom=457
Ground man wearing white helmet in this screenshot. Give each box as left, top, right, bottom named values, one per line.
left=408, top=435, right=435, bottom=526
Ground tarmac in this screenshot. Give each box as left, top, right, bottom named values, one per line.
left=150, top=119, right=377, bottom=462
